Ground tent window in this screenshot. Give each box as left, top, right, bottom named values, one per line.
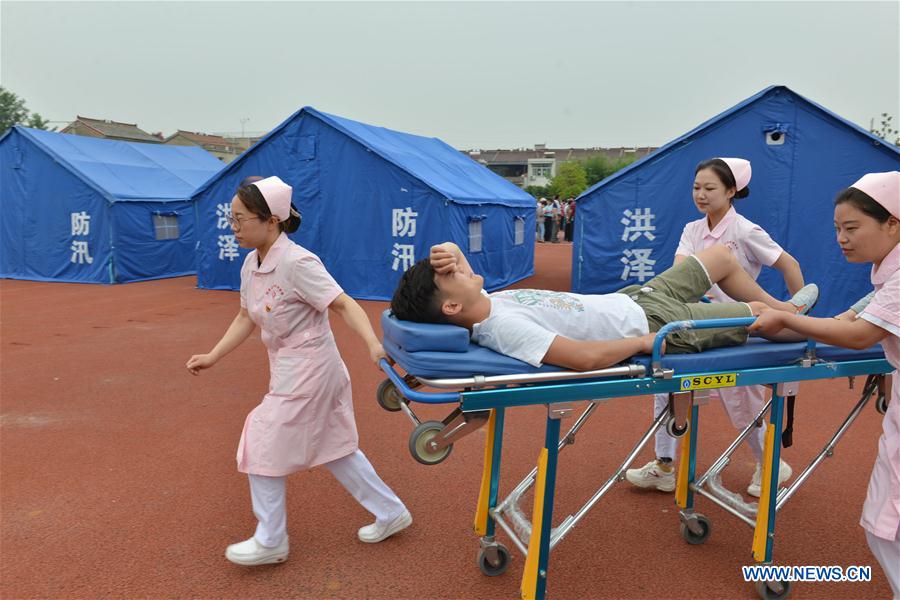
left=766, top=131, right=786, bottom=145
left=514, top=217, right=525, bottom=246
left=468, top=220, right=483, bottom=253
left=153, top=214, right=180, bottom=240
left=293, top=135, right=316, bottom=160
left=764, top=124, right=789, bottom=146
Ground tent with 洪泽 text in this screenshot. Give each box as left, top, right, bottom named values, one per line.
left=573, top=85, right=900, bottom=317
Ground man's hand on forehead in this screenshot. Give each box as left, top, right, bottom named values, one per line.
left=430, top=245, right=458, bottom=275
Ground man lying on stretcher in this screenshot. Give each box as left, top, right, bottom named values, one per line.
left=389, top=242, right=819, bottom=371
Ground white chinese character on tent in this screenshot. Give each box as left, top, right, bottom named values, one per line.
left=620, top=248, right=656, bottom=282
left=391, top=243, right=415, bottom=272
left=392, top=207, right=418, bottom=238
left=70, top=240, right=93, bottom=265
left=620, top=208, right=656, bottom=242
left=71, top=211, right=91, bottom=236
left=218, top=234, right=240, bottom=261
left=215, top=203, right=231, bottom=230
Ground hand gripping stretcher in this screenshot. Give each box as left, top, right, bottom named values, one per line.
left=376, top=311, right=892, bottom=600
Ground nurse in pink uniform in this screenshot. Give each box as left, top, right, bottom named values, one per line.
left=627, top=158, right=808, bottom=497
left=751, top=171, right=900, bottom=595
left=187, top=176, right=410, bottom=566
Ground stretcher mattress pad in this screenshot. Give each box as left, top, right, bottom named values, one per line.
left=382, top=311, right=885, bottom=380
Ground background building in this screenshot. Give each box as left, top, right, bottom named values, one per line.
left=467, top=144, right=656, bottom=188
left=61, top=116, right=162, bottom=144
left=165, top=130, right=241, bottom=162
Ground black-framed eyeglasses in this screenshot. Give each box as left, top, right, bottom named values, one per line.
left=225, top=213, right=262, bottom=231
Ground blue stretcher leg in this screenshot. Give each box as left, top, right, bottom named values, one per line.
left=521, top=410, right=562, bottom=600
left=487, top=408, right=505, bottom=537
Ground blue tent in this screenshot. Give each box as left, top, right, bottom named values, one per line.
left=573, top=86, right=900, bottom=317
left=193, top=107, right=535, bottom=300
left=0, top=126, right=223, bottom=283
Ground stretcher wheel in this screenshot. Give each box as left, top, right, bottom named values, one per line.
left=477, top=544, right=510, bottom=577
left=755, top=579, right=792, bottom=600
left=680, top=515, right=710, bottom=545
left=376, top=379, right=403, bottom=412
left=409, top=421, right=453, bottom=465
left=876, top=393, right=888, bottom=415
left=666, top=417, right=689, bottom=438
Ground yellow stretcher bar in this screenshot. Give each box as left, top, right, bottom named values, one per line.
left=675, top=408, right=693, bottom=509
left=752, top=423, right=777, bottom=561
left=521, top=447, right=549, bottom=600
left=474, top=410, right=497, bottom=536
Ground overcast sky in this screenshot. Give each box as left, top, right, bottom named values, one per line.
left=2, top=0, right=897, bottom=148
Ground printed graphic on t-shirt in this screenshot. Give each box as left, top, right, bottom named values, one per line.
left=495, top=290, right=585, bottom=312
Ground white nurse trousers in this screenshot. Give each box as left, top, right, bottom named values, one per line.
left=866, top=529, right=900, bottom=598
left=248, top=449, right=406, bottom=547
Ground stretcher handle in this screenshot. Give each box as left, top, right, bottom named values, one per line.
left=651, top=317, right=758, bottom=373
left=378, top=358, right=459, bottom=404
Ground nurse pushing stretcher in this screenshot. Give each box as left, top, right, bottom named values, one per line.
left=626, top=158, right=806, bottom=498
left=187, top=176, right=410, bottom=567
left=751, top=171, right=900, bottom=596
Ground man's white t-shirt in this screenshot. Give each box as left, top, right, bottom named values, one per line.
left=471, top=289, right=649, bottom=367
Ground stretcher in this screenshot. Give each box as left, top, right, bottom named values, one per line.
left=376, top=310, right=892, bottom=600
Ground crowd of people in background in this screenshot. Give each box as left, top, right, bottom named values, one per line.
left=536, top=195, right=575, bottom=243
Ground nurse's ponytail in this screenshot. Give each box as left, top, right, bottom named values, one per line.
left=282, top=204, right=302, bottom=234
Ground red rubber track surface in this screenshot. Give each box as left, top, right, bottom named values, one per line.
left=1, top=243, right=891, bottom=598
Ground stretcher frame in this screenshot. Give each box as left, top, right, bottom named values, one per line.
left=378, top=317, right=892, bottom=600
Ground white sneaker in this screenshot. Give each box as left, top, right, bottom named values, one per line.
left=625, top=460, right=676, bottom=492
left=358, top=509, right=412, bottom=543
left=225, top=535, right=289, bottom=566
left=788, top=284, right=819, bottom=315
left=747, top=459, right=793, bottom=498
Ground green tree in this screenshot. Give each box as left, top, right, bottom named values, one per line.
left=582, top=154, right=640, bottom=186
left=870, top=113, right=899, bottom=146
left=524, top=184, right=552, bottom=199
left=26, top=112, right=50, bottom=130
left=548, top=161, right=588, bottom=199
left=0, top=87, right=29, bottom=135
left=0, top=87, right=49, bottom=135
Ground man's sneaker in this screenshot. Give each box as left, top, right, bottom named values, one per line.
left=788, top=284, right=819, bottom=315
left=625, top=460, right=676, bottom=492
left=358, top=509, right=412, bottom=543
left=225, top=535, right=289, bottom=566
left=747, top=459, right=793, bottom=498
